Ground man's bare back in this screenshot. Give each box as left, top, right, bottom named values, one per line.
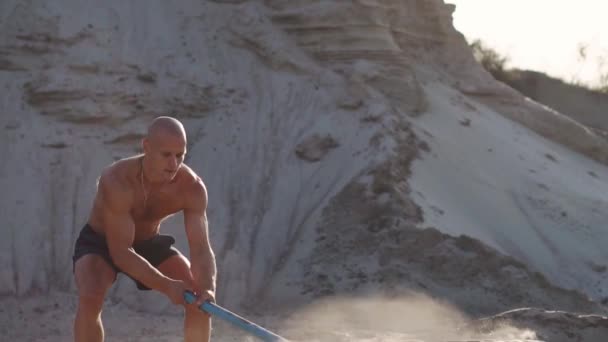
left=72, top=117, right=216, bottom=342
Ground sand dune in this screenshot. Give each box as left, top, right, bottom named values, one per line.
left=1, top=0, right=607, bottom=340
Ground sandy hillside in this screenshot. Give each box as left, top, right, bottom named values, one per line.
left=2, top=0, right=608, bottom=341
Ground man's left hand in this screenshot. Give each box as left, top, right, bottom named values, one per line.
left=191, top=267, right=216, bottom=306
left=195, top=288, right=215, bottom=305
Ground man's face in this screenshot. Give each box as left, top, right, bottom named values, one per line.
left=143, top=132, right=187, bottom=182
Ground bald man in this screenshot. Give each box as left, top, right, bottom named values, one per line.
left=72, top=116, right=216, bottom=342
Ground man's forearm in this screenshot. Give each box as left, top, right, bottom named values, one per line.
left=112, top=248, right=173, bottom=292
left=191, top=248, right=217, bottom=291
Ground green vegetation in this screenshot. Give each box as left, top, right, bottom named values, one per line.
left=469, top=39, right=511, bottom=83
left=469, top=39, right=608, bottom=93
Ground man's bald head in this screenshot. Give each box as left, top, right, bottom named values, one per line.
left=147, top=116, right=187, bottom=142
left=142, top=116, right=188, bottom=182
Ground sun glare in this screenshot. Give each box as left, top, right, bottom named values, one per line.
left=446, top=0, right=608, bottom=86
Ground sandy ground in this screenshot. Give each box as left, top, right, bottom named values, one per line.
left=1, top=290, right=552, bottom=342
left=1, top=291, right=252, bottom=342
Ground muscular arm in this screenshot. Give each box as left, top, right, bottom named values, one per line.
left=100, top=173, right=173, bottom=293
left=184, top=179, right=217, bottom=297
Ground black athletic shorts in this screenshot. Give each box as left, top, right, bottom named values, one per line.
left=72, top=224, right=180, bottom=290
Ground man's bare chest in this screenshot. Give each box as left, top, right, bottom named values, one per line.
left=131, top=189, right=183, bottom=223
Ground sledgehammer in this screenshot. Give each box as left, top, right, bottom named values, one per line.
left=183, top=291, right=290, bottom=341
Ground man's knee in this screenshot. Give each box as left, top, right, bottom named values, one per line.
left=158, top=253, right=193, bottom=282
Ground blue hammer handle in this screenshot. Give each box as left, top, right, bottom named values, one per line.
left=183, top=291, right=289, bottom=341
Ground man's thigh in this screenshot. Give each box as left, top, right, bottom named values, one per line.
left=157, top=252, right=195, bottom=286
left=74, top=254, right=117, bottom=297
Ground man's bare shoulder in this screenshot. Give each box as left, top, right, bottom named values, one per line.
left=100, top=156, right=139, bottom=185
left=97, top=156, right=139, bottom=207
left=178, top=164, right=207, bottom=210
left=177, top=163, right=204, bottom=185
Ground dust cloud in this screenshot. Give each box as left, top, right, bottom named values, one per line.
left=278, top=293, right=539, bottom=341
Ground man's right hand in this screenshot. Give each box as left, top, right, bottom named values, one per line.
left=164, top=279, right=192, bottom=306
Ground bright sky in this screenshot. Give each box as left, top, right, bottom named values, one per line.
left=446, top=0, right=608, bottom=86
